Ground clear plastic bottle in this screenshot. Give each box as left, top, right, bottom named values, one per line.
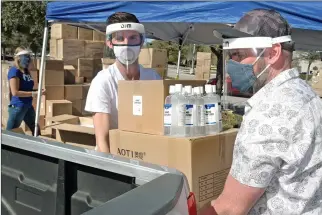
left=212, top=85, right=222, bottom=132
left=171, top=84, right=185, bottom=136
left=204, top=84, right=219, bottom=134
left=183, top=86, right=195, bottom=137
left=194, top=87, right=205, bottom=136
left=164, top=85, right=175, bottom=135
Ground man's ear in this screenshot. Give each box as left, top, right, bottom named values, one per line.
left=106, top=40, right=113, bottom=49
left=266, top=43, right=282, bottom=65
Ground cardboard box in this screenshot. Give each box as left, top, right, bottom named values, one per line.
left=64, top=84, right=86, bottom=100
left=46, top=100, right=72, bottom=118
left=84, top=41, right=104, bottom=58
left=64, top=65, right=77, bottom=84
left=55, top=39, right=85, bottom=60
left=78, top=58, right=94, bottom=78
left=50, top=39, right=58, bottom=58
left=45, top=85, right=64, bottom=100
left=93, top=31, right=105, bottom=41
left=152, top=67, right=167, bottom=79
left=78, top=27, right=93, bottom=40
left=75, top=77, right=85, bottom=84
left=118, top=80, right=206, bottom=135
left=48, top=115, right=95, bottom=146
left=32, top=95, right=46, bottom=116
left=110, top=129, right=238, bottom=210
left=71, top=99, right=89, bottom=116
left=44, top=70, right=64, bottom=86
left=195, top=71, right=211, bottom=80
left=139, top=48, right=167, bottom=68
left=36, top=59, right=64, bottom=71
left=50, top=24, right=78, bottom=40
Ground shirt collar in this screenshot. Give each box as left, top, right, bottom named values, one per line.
left=247, top=68, right=300, bottom=108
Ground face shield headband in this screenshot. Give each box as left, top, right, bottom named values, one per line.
left=106, top=22, right=145, bottom=46
left=222, top=36, right=292, bottom=93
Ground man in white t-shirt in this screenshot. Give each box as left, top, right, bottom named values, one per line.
left=85, top=12, right=161, bottom=153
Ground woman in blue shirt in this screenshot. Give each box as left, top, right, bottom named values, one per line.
left=6, top=47, right=45, bottom=136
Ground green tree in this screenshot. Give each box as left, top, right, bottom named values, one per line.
left=294, top=51, right=321, bottom=81
left=1, top=1, right=47, bottom=54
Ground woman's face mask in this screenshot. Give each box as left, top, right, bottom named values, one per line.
left=19, top=54, right=31, bottom=69
left=226, top=49, right=270, bottom=93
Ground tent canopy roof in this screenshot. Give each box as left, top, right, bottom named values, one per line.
left=46, top=1, right=322, bottom=50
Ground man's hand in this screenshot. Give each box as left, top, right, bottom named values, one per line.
left=199, top=203, right=218, bottom=215
left=93, top=112, right=111, bottom=153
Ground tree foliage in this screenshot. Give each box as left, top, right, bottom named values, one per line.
left=1, top=1, right=47, bottom=54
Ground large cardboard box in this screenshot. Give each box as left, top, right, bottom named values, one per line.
left=55, top=39, right=85, bottom=60
left=50, top=24, right=78, bottom=40
left=77, top=58, right=94, bottom=78
left=36, top=59, right=64, bottom=71
left=118, top=80, right=206, bottom=135
left=84, top=41, right=104, bottom=58
left=48, top=115, right=95, bottom=147
left=110, top=129, right=238, bottom=210
left=78, top=27, right=93, bottom=40
left=46, top=100, right=72, bottom=118
left=44, top=70, right=64, bottom=86
left=93, top=31, right=105, bottom=41
left=71, top=99, right=89, bottom=116
left=64, top=65, right=77, bottom=84
left=64, top=84, right=88, bottom=100
left=45, top=85, right=64, bottom=100
left=139, top=48, right=167, bottom=68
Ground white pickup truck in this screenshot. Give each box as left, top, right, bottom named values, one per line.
left=1, top=130, right=197, bottom=215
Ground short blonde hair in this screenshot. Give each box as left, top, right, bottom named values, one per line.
left=14, top=47, right=31, bottom=72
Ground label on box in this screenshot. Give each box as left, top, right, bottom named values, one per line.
left=185, top=104, right=194, bottom=126
left=133, top=95, right=142, bottom=116
left=163, top=104, right=172, bottom=126
left=205, top=104, right=216, bottom=125
left=197, top=105, right=205, bottom=126
left=177, top=104, right=185, bottom=126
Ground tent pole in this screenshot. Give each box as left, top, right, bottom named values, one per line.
left=190, top=44, right=196, bottom=75
left=176, top=47, right=182, bottom=80
left=222, top=50, right=228, bottom=110
left=34, top=21, right=49, bottom=137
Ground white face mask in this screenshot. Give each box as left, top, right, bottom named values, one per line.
left=113, top=46, right=141, bottom=65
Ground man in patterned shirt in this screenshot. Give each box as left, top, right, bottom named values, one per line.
left=201, top=9, right=322, bottom=215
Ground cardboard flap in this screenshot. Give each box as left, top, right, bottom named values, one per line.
left=46, top=114, right=79, bottom=124
left=52, top=123, right=95, bottom=135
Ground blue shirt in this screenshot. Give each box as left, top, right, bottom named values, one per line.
left=8, top=66, right=34, bottom=107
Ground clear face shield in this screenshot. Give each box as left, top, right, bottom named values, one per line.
left=222, top=36, right=293, bottom=97
left=104, top=22, right=147, bottom=72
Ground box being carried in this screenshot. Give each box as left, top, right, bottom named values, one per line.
left=110, top=128, right=238, bottom=211
left=118, top=80, right=207, bottom=135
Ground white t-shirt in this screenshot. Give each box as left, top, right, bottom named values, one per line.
left=85, top=63, right=161, bottom=129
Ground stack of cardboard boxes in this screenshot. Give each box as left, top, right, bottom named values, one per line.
left=50, top=24, right=104, bottom=83
left=138, top=48, right=168, bottom=78
left=195, top=52, right=212, bottom=80
left=108, top=80, right=238, bottom=211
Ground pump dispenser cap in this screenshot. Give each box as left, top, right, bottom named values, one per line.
left=175, top=84, right=183, bottom=93
left=205, top=84, right=213, bottom=94
left=185, top=85, right=192, bottom=94
left=169, top=85, right=175, bottom=94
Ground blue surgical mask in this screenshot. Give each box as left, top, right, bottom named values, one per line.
left=19, top=55, right=31, bottom=69
left=226, top=49, right=270, bottom=93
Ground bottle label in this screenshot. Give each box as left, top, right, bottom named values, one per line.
left=185, top=104, right=194, bottom=126
left=164, top=104, right=172, bottom=126
left=205, top=104, right=216, bottom=125
left=177, top=104, right=185, bottom=126
left=197, top=105, right=205, bottom=126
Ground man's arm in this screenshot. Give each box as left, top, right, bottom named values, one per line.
left=93, top=112, right=111, bottom=153
left=211, top=175, right=265, bottom=215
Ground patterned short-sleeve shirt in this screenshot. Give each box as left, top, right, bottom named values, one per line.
left=230, top=68, right=322, bottom=215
